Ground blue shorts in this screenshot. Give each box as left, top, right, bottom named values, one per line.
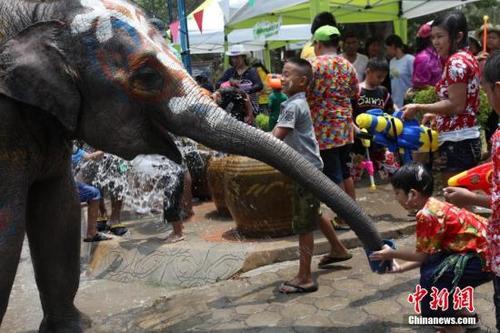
left=320, top=145, right=352, bottom=185
left=419, top=252, right=491, bottom=318
left=438, top=138, right=481, bottom=173
left=77, top=182, right=101, bottom=203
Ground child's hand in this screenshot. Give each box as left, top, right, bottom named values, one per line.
left=443, top=187, right=475, bottom=208
left=387, top=259, right=402, bottom=273
left=369, top=244, right=394, bottom=261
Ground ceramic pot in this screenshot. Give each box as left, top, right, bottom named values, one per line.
left=224, top=156, right=294, bottom=238
left=207, top=157, right=231, bottom=216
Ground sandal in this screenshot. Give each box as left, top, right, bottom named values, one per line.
left=278, top=281, right=318, bottom=294
left=318, top=253, right=353, bottom=268
left=163, top=232, right=185, bottom=244
left=84, top=232, right=112, bottom=242
left=109, top=224, right=128, bottom=236
left=96, top=221, right=109, bottom=232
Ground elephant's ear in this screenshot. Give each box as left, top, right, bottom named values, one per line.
left=0, top=21, right=80, bottom=132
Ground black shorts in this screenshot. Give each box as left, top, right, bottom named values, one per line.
left=320, top=145, right=352, bottom=185
left=438, top=138, right=481, bottom=173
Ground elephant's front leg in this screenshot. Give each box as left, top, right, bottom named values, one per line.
left=26, top=174, right=82, bottom=333
left=0, top=178, right=28, bottom=325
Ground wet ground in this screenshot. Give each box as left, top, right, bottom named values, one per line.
left=2, top=180, right=495, bottom=332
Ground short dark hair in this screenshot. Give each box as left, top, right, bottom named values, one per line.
left=415, top=36, right=432, bottom=53
left=484, top=50, right=500, bottom=85
left=390, top=163, right=434, bottom=197
left=342, top=30, right=358, bottom=42
left=385, top=34, right=404, bottom=49
left=286, top=57, right=313, bottom=85
left=366, top=58, right=389, bottom=72
left=432, top=11, right=468, bottom=55
left=311, top=12, right=337, bottom=34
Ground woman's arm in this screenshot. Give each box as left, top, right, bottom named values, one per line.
left=402, top=82, right=467, bottom=120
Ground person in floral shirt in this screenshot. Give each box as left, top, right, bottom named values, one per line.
left=308, top=25, right=359, bottom=229
left=444, top=51, right=500, bottom=331
left=370, top=163, right=492, bottom=331
left=402, top=11, right=481, bottom=184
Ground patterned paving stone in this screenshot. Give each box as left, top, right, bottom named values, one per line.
left=280, top=303, right=318, bottom=320
left=245, top=311, right=281, bottom=327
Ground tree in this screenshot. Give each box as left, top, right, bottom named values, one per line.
left=407, top=0, right=500, bottom=48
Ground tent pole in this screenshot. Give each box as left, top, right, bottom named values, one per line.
left=223, top=27, right=229, bottom=69
left=264, top=43, right=272, bottom=72
left=393, top=18, right=408, bottom=44
left=177, top=0, right=192, bottom=73
left=393, top=0, right=408, bottom=44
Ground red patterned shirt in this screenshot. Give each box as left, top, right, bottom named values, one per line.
left=435, top=50, right=481, bottom=134
left=307, top=55, right=359, bottom=150
left=416, top=197, right=490, bottom=269
left=489, top=129, right=500, bottom=276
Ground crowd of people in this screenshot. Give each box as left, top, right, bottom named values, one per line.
left=199, top=9, right=500, bottom=333
left=72, top=10, right=500, bottom=333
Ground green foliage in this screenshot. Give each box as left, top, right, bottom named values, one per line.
left=255, top=114, right=270, bottom=132
left=477, top=89, right=492, bottom=130
left=411, top=87, right=492, bottom=131
left=412, top=87, right=440, bottom=105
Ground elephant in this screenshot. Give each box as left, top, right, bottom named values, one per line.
left=0, top=0, right=384, bottom=331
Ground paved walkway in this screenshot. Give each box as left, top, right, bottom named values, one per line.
left=85, top=182, right=413, bottom=288
left=87, top=235, right=496, bottom=333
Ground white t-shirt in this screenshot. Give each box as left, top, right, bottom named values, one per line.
left=341, top=52, right=369, bottom=82
left=389, top=54, right=415, bottom=108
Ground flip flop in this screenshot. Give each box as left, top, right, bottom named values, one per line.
left=96, top=221, right=109, bottom=232
left=109, top=224, right=128, bottom=236
left=278, top=281, right=318, bottom=294
left=84, top=232, right=112, bottom=242
left=318, top=253, right=353, bottom=268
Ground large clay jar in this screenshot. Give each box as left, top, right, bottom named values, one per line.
left=224, top=156, right=294, bottom=238
left=207, top=157, right=231, bottom=216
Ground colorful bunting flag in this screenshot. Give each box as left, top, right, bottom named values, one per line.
left=193, top=10, right=204, bottom=33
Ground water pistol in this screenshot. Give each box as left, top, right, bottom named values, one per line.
left=447, top=162, right=493, bottom=194
left=355, top=109, right=438, bottom=164
left=267, top=74, right=282, bottom=90
left=356, top=129, right=376, bottom=191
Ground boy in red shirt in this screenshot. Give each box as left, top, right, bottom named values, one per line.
left=444, top=50, right=500, bottom=331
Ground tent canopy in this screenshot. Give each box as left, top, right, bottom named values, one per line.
left=227, top=0, right=480, bottom=29
left=184, top=0, right=479, bottom=54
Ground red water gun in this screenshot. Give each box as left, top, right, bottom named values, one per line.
left=447, top=162, right=493, bottom=194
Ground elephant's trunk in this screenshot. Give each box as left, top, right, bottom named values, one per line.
left=168, top=101, right=383, bottom=251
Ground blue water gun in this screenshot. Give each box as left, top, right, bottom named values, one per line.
left=355, top=109, right=438, bottom=164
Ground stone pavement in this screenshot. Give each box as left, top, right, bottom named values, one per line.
left=86, top=235, right=496, bottom=333
left=85, top=182, right=414, bottom=288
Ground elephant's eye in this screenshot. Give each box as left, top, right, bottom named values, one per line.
left=130, top=66, right=164, bottom=95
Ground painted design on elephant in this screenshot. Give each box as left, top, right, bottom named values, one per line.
left=73, top=0, right=205, bottom=108
left=72, top=0, right=182, bottom=71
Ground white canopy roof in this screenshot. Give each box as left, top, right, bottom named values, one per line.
left=185, top=0, right=480, bottom=54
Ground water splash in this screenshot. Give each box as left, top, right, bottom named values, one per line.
left=75, top=138, right=222, bottom=216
